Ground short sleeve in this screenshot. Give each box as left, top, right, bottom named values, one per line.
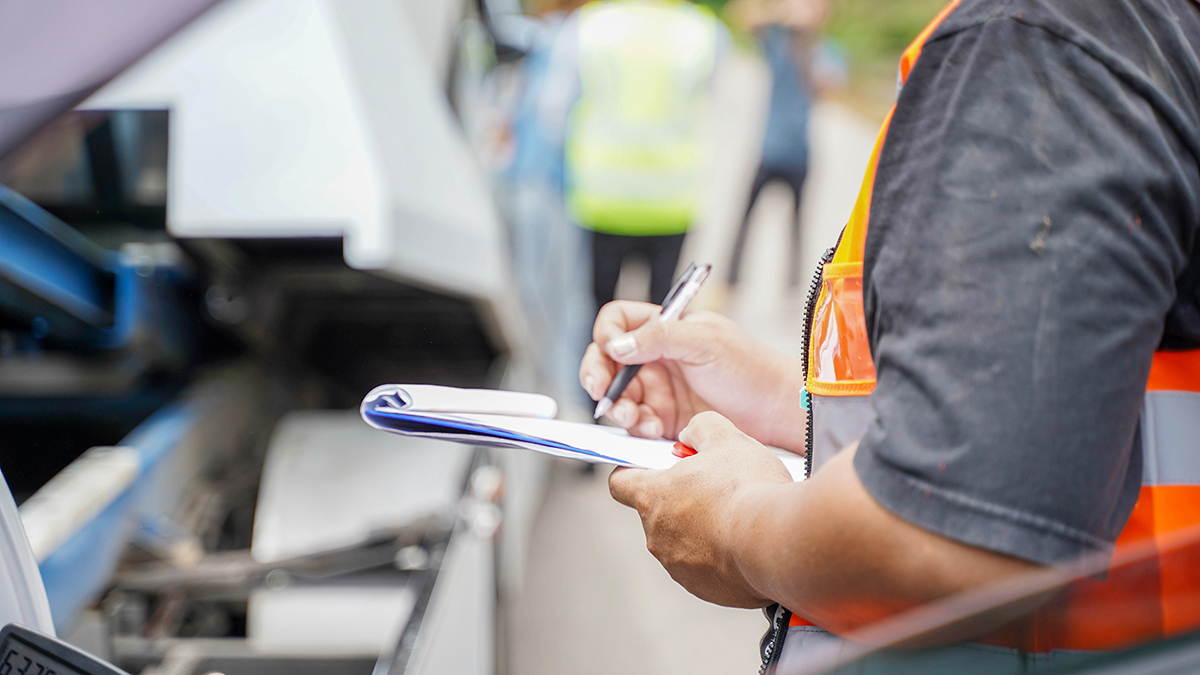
left=854, top=14, right=1200, bottom=565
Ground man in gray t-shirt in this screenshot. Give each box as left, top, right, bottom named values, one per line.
left=858, top=0, right=1200, bottom=566
left=578, top=0, right=1200, bottom=645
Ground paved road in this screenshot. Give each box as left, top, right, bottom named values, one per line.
left=509, top=52, right=882, bottom=675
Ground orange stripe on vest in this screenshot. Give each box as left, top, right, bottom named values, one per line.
left=899, top=0, right=962, bottom=82
left=1147, top=349, right=1200, bottom=392
left=980, top=509, right=1200, bottom=652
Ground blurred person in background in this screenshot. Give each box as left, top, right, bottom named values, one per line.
left=499, top=0, right=599, bottom=408
left=539, top=0, right=729, bottom=311
left=726, top=0, right=827, bottom=291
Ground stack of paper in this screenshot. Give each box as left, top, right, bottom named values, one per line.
left=360, top=385, right=807, bottom=480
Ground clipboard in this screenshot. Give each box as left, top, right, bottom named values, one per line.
left=360, top=384, right=808, bottom=478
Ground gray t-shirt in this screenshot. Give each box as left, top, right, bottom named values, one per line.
left=854, top=0, right=1200, bottom=565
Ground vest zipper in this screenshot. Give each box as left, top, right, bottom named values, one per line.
left=801, top=241, right=839, bottom=479
left=759, top=603, right=793, bottom=675
left=759, top=231, right=843, bottom=673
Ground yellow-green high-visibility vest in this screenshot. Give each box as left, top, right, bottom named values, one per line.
left=566, top=0, right=719, bottom=236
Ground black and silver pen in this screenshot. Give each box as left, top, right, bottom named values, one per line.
left=593, top=263, right=712, bottom=420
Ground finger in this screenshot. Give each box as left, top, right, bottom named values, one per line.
left=594, top=301, right=666, bottom=345
left=607, top=397, right=641, bottom=429
left=678, top=411, right=740, bottom=450
left=609, top=466, right=654, bottom=508
left=634, top=365, right=679, bottom=433
left=584, top=300, right=671, bottom=398
left=621, top=373, right=646, bottom=405
left=579, top=342, right=619, bottom=401
left=603, top=316, right=723, bottom=367
left=601, top=376, right=646, bottom=428
left=632, top=404, right=664, bottom=439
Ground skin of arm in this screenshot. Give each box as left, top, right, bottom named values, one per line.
left=609, top=414, right=1039, bottom=637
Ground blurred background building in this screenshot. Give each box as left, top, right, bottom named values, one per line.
left=0, top=0, right=951, bottom=674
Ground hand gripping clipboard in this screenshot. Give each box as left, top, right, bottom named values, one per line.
left=361, top=385, right=809, bottom=478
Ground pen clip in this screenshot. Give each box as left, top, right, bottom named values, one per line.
left=658, top=262, right=696, bottom=309
left=659, top=263, right=710, bottom=322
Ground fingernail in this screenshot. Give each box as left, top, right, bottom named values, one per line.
left=607, top=333, right=637, bottom=357
left=638, top=420, right=662, bottom=439
left=584, top=375, right=597, bottom=398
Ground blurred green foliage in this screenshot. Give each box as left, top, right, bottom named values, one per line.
left=702, top=0, right=948, bottom=64
left=692, top=0, right=731, bottom=17
left=825, top=0, right=949, bottom=72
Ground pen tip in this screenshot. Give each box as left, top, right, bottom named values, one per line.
left=593, top=398, right=612, bottom=419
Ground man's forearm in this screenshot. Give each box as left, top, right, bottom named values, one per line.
left=738, top=343, right=808, bottom=453
left=725, top=445, right=1039, bottom=636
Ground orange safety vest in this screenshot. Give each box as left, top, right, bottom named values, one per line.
left=765, top=1, right=1200, bottom=671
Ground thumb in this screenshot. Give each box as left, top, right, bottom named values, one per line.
left=678, top=410, right=740, bottom=451
left=609, top=466, right=655, bottom=508
left=604, top=316, right=717, bottom=366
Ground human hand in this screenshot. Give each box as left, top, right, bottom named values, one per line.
left=608, top=412, right=793, bottom=608
left=579, top=301, right=806, bottom=447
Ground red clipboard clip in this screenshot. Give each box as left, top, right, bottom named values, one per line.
left=672, top=442, right=697, bottom=458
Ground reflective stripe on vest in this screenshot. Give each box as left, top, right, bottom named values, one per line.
left=565, top=0, right=717, bottom=236
left=785, top=0, right=1200, bottom=659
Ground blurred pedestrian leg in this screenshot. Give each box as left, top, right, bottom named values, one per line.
left=590, top=231, right=687, bottom=307
left=728, top=165, right=807, bottom=288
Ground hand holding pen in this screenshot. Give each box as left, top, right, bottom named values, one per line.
left=581, top=264, right=804, bottom=446
left=593, top=263, right=712, bottom=420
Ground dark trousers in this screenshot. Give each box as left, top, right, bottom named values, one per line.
left=590, top=230, right=688, bottom=309
left=728, top=164, right=808, bottom=287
